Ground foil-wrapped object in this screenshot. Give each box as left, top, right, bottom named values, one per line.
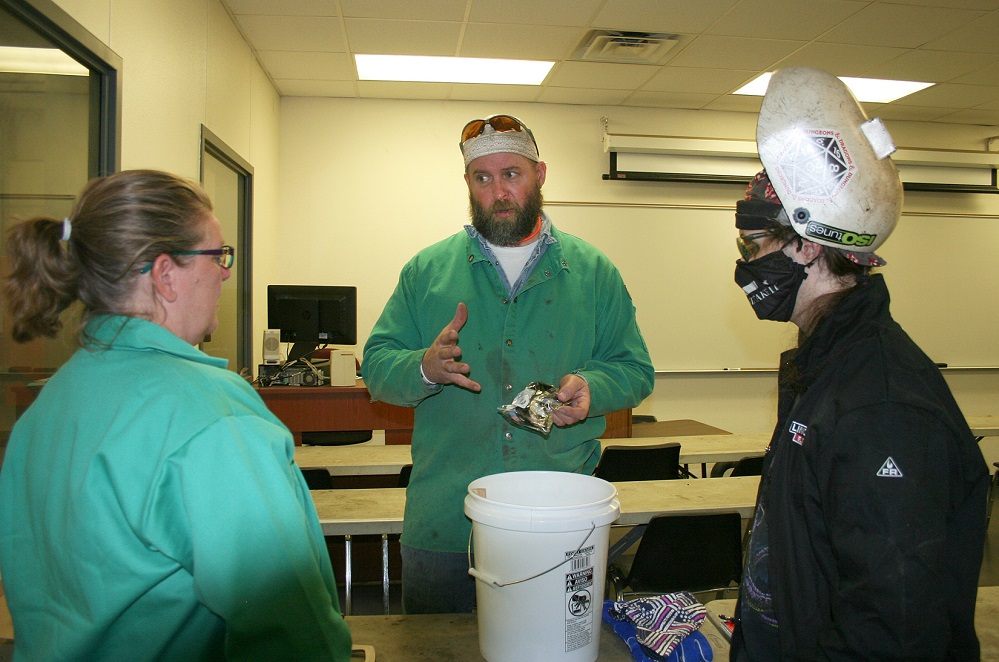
left=498, top=381, right=564, bottom=435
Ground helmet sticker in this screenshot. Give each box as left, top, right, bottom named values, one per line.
left=801, top=220, right=877, bottom=248
left=773, top=129, right=855, bottom=203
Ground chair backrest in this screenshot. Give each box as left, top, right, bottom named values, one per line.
left=593, top=443, right=682, bottom=482
left=731, top=454, right=764, bottom=477
left=398, top=464, right=413, bottom=488
left=626, top=512, right=743, bottom=595
left=300, top=467, right=334, bottom=490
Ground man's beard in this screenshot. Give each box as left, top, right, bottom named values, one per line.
left=469, top=185, right=544, bottom=247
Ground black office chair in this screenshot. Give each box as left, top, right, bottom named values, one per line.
left=608, top=512, right=743, bottom=603
left=593, top=443, right=688, bottom=482
left=301, top=430, right=373, bottom=446
left=710, top=453, right=765, bottom=478
left=300, top=467, right=335, bottom=490
left=397, top=464, right=413, bottom=488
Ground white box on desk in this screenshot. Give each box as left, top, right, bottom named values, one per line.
left=328, top=350, right=356, bottom=386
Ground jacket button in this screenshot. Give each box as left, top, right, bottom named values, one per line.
left=505, top=432, right=513, bottom=440
left=468, top=255, right=474, bottom=262
left=506, top=339, right=513, bottom=346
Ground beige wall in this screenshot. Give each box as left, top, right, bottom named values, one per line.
left=40, top=0, right=999, bottom=459
left=50, top=0, right=281, bottom=373
left=277, top=97, right=999, bottom=448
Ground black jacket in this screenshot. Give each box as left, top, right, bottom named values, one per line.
left=732, top=274, right=988, bottom=661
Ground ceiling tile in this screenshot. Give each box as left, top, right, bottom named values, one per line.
left=862, top=49, right=998, bottom=82
left=275, top=79, right=357, bottom=97
left=641, top=66, right=756, bottom=94
left=935, top=108, right=999, bottom=124
left=344, top=19, right=462, bottom=56
left=537, top=87, right=633, bottom=105
left=871, top=104, right=956, bottom=121
left=950, top=61, right=999, bottom=85
left=356, top=80, right=454, bottom=99
left=624, top=90, right=719, bottom=109
left=592, top=0, right=741, bottom=33
left=459, top=23, right=583, bottom=60
left=236, top=15, right=344, bottom=52
left=818, top=4, right=984, bottom=48
left=340, top=0, right=467, bottom=21
left=469, top=0, right=605, bottom=27
left=669, top=35, right=804, bottom=70
left=258, top=51, right=355, bottom=80
left=770, top=42, right=907, bottom=76
left=223, top=0, right=337, bottom=16
left=703, top=94, right=763, bottom=113
left=877, top=0, right=999, bottom=9
left=548, top=61, right=659, bottom=89
left=923, top=12, right=999, bottom=53
left=892, top=82, right=999, bottom=108
left=706, top=0, right=867, bottom=40
left=448, top=83, right=542, bottom=102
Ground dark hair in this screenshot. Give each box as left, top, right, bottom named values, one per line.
left=763, top=222, right=871, bottom=340
left=3, top=169, right=213, bottom=345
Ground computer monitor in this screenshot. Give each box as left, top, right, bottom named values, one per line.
left=267, top=285, right=357, bottom=361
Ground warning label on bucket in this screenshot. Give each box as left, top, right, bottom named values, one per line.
left=564, top=548, right=594, bottom=651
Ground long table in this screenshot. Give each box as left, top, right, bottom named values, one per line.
left=256, top=380, right=635, bottom=444
left=295, top=433, right=771, bottom=477
left=311, top=476, right=761, bottom=614
left=967, top=416, right=999, bottom=440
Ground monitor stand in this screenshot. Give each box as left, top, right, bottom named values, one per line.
left=288, top=341, right=317, bottom=363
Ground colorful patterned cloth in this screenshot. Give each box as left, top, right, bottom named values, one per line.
left=604, top=593, right=711, bottom=661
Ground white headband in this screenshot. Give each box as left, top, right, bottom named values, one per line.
left=61, top=218, right=72, bottom=242
left=461, top=125, right=539, bottom=167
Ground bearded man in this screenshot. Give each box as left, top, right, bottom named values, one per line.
left=363, top=114, right=654, bottom=614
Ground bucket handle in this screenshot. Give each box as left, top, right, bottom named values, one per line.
left=467, top=522, right=596, bottom=588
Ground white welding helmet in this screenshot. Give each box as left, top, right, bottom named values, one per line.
left=757, top=67, right=903, bottom=262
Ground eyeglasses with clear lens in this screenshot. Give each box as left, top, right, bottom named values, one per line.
left=460, top=114, right=537, bottom=149
left=139, top=245, right=235, bottom=274
left=736, top=232, right=773, bottom=261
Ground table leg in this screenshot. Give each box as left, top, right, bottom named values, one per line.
left=344, top=534, right=353, bottom=615
left=381, top=534, right=390, bottom=615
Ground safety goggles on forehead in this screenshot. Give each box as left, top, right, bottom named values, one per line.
left=736, top=231, right=774, bottom=261
left=460, top=114, right=538, bottom=149
left=139, top=245, right=235, bottom=274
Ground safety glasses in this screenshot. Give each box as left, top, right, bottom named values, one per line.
left=139, top=245, right=235, bottom=274
left=736, top=232, right=774, bottom=261
left=460, top=114, right=537, bottom=149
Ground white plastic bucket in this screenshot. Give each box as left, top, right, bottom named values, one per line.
left=464, top=471, right=620, bottom=662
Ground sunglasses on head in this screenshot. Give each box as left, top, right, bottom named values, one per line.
left=460, top=114, right=537, bottom=150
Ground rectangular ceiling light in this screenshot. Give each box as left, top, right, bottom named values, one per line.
left=355, top=54, right=554, bottom=85
left=0, top=46, right=88, bottom=76
left=734, top=72, right=933, bottom=103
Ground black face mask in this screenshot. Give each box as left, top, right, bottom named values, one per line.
left=734, top=249, right=809, bottom=322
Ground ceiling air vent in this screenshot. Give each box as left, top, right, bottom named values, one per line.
left=574, top=30, right=678, bottom=65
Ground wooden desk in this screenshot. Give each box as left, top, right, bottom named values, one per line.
left=295, top=433, right=771, bottom=477
left=632, top=419, right=731, bottom=437
left=967, top=416, right=999, bottom=440
left=317, top=475, right=761, bottom=601
left=312, top=477, right=760, bottom=537
left=259, top=380, right=633, bottom=445
left=257, top=381, right=415, bottom=445
left=344, top=613, right=639, bottom=661
left=706, top=585, right=999, bottom=659
left=312, top=477, right=760, bottom=615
